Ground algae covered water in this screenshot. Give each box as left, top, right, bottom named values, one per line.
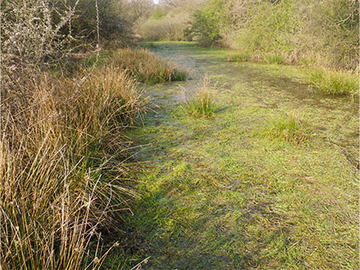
left=105, top=42, right=359, bottom=269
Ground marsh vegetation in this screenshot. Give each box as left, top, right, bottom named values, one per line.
left=1, top=0, right=358, bottom=269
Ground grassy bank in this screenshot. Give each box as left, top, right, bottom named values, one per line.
left=0, top=47, right=186, bottom=269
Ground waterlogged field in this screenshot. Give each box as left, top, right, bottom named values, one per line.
left=104, top=42, right=359, bottom=269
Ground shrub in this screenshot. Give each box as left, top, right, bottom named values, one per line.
left=0, top=67, right=147, bottom=269
left=111, top=48, right=187, bottom=84
left=1, top=0, right=78, bottom=70
left=232, top=1, right=295, bottom=55
left=151, top=8, right=166, bottom=20
left=309, top=68, right=359, bottom=96
left=184, top=0, right=228, bottom=46
left=182, top=76, right=216, bottom=118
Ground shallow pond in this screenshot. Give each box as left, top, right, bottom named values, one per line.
left=104, top=42, right=359, bottom=270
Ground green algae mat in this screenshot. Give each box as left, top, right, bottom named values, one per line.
left=104, top=42, right=359, bottom=269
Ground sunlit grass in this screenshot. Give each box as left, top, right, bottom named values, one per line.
left=140, top=42, right=160, bottom=50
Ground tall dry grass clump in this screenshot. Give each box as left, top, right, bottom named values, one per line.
left=111, top=48, right=187, bottom=84
left=0, top=66, right=147, bottom=269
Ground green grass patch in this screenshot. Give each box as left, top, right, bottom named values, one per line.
left=261, top=114, right=311, bottom=144
left=227, top=52, right=250, bottom=62
left=309, top=68, right=359, bottom=96
left=181, top=76, right=216, bottom=118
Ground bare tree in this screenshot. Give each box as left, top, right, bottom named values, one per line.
left=161, top=0, right=205, bottom=10
left=1, top=0, right=80, bottom=70
left=125, top=0, right=154, bottom=22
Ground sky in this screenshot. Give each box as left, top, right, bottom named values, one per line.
left=154, top=0, right=159, bottom=4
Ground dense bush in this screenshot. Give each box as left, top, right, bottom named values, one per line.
left=185, top=0, right=359, bottom=69
left=184, top=0, right=228, bottom=46
left=68, top=0, right=134, bottom=47
left=1, top=0, right=78, bottom=69
left=1, top=0, right=135, bottom=76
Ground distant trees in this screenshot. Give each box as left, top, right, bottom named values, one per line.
left=134, top=0, right=204, bottom=41
left=162, top=0, right=206, bottom=9
left=125, top=0, right=154, bottom=22
left=2, top=0, right=357, bottom=70
left=184, top=0, right=228, bottom=46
